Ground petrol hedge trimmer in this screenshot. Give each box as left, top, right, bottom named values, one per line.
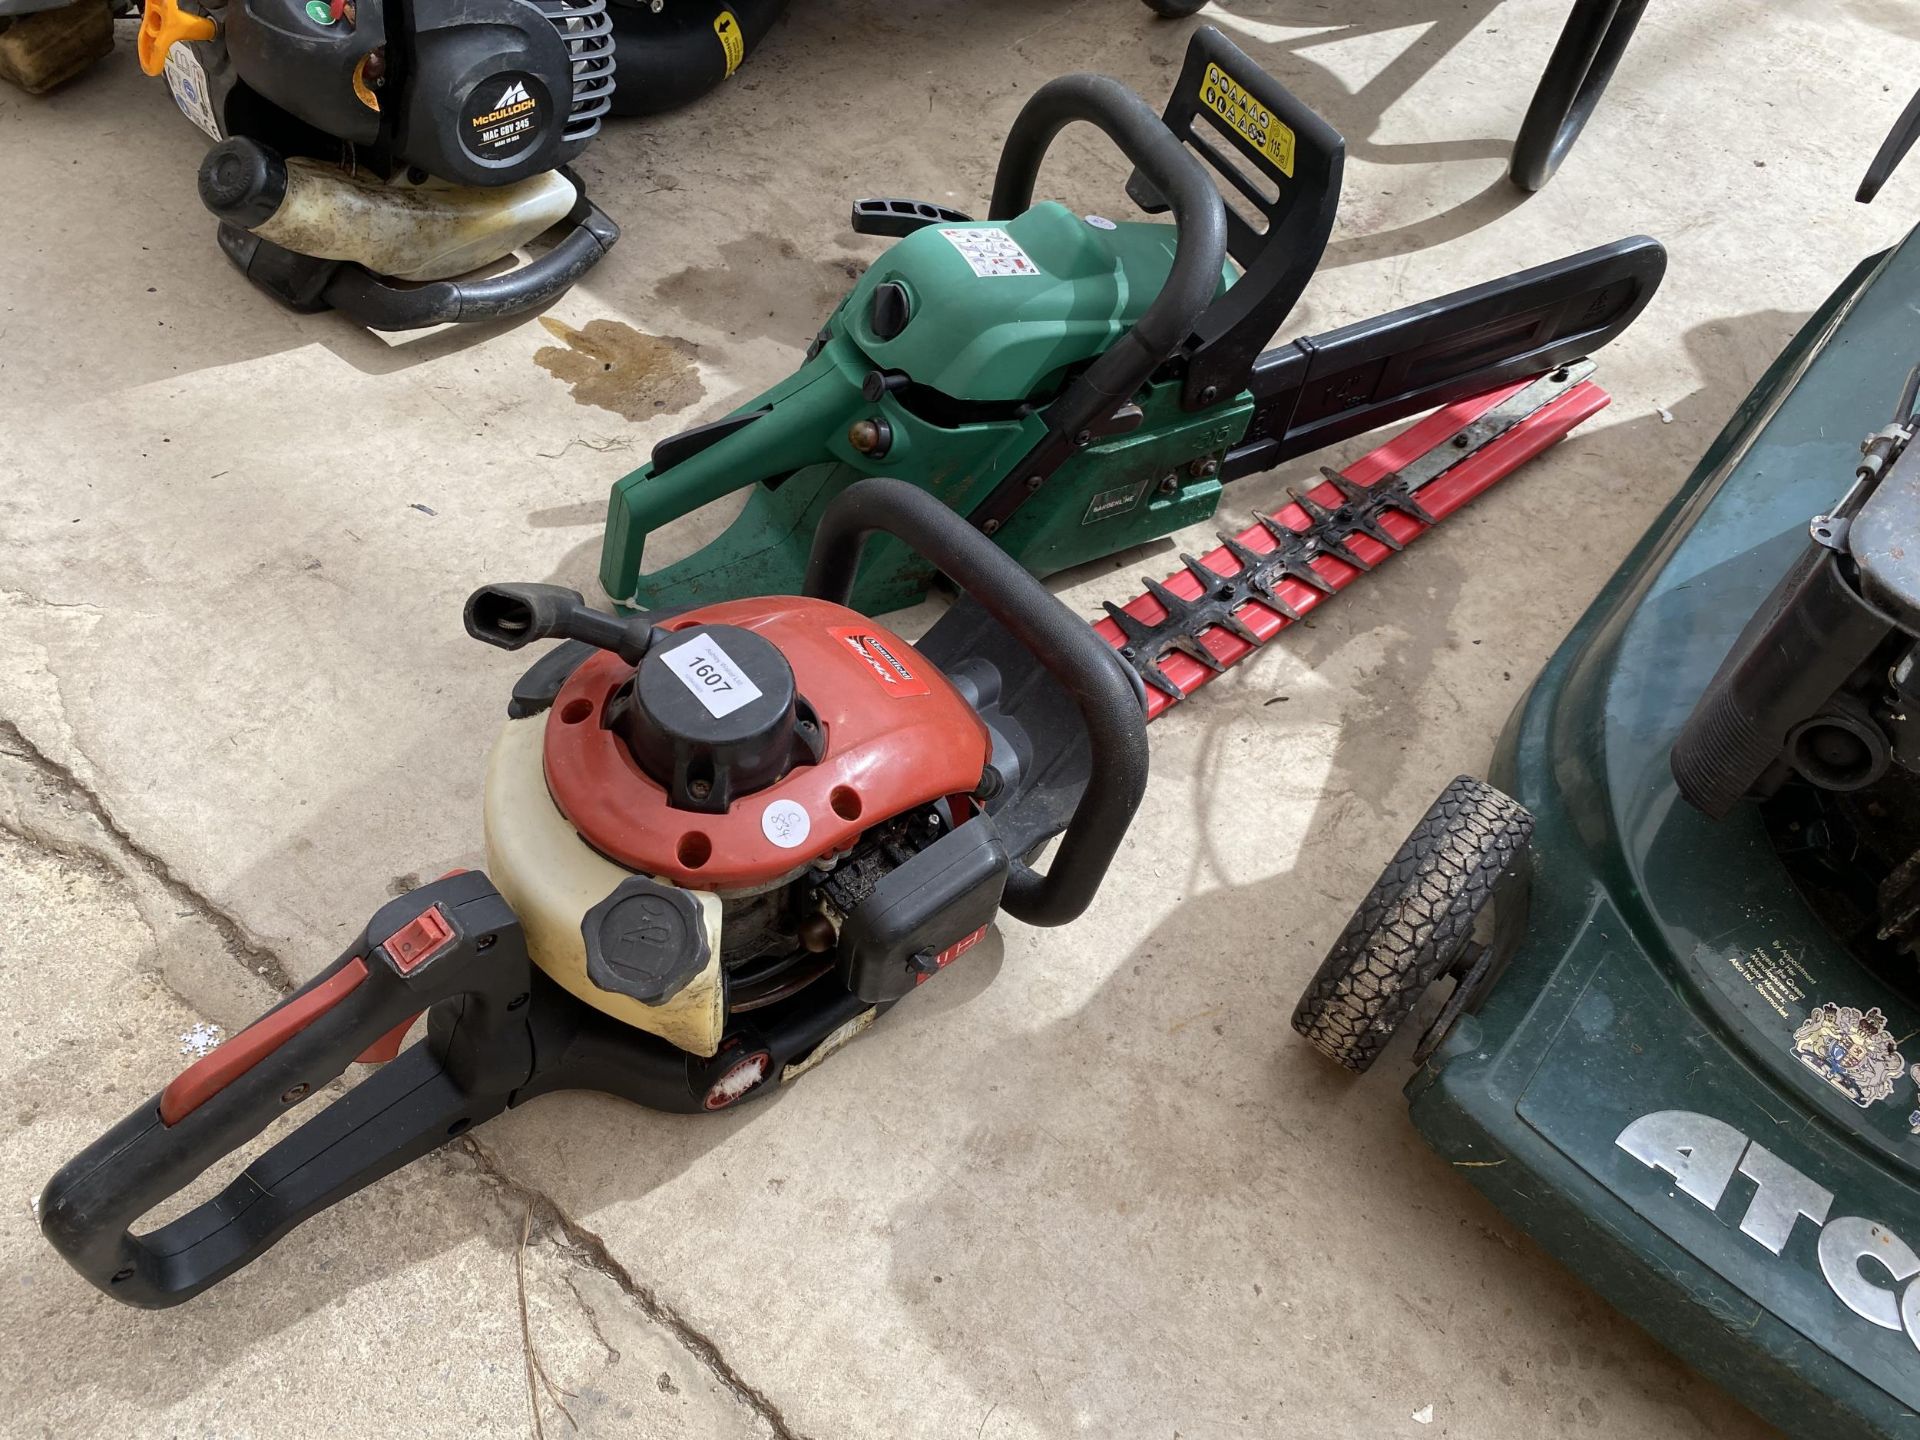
left=40, top=342, right=1611, bottom=1305
left=597, top=26, right=1664, bottom=617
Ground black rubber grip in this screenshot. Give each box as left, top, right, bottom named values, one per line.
left=38, top=874, right=533, bottom=1307
left=987, top=72, right=1228, bottom=440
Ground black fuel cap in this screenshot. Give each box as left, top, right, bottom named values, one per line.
left=583, top=877, right=710, bottom=1007
left=868, top=281, right=912, bottom=340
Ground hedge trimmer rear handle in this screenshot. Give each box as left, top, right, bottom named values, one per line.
left=38, top=873, right=533, bottom=1308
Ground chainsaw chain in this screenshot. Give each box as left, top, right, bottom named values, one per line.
left=1101, top=466, right=1439, bottom=702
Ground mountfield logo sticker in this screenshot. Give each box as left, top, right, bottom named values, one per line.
left=1617, top=1108, right=1920, bottom=1352
left=831, top=626, right=928, bottom=697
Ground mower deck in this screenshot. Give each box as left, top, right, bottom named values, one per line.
left=1411, top=229, right=1920, bottom=1436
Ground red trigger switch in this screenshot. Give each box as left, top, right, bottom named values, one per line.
left=381, top=905, right=455, bottom=973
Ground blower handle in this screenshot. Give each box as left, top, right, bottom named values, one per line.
left=320, top=191, right=621, bottom=331
left=804, top=478, right=1149, bottom=927
left=38, top=873, right=533, bottom=1308
left=988, top=72, right=1228, bottom=440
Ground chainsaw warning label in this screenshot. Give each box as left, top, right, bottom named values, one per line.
left=1198, top=61, right=1294, bottom=178
left=464, top=73, right=544, bottom=161
left=662, top=633, right=763, bottom=718
left=714, top=9, right=744, bottom=77
left=831, top=627, right=930, bottom=697
left=939, top=227, right=1039, bottom=278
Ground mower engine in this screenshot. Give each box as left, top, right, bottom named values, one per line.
left=148, top=0, right=620, bottom=326
left=1674, top=364, right=1920, bottom=961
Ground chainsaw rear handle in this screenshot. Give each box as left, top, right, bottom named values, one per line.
left=804, top=478, right=1150, bottom=927
left=988, top=72, right=1229, bottom=440
left=39, top=874, right=533, bottom=1307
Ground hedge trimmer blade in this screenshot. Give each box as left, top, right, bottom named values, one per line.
left=1095, top=363, right=1605, bottom=716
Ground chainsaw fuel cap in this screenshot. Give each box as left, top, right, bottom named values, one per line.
left=582, top=876, right=710, bottom=1007
left=868, top=280, right=912, bottom=340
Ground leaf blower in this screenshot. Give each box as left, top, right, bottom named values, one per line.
left=2, top=0, right=788, bottom=327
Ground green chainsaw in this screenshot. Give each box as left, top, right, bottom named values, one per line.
left=599, top=26, right=1666, bottom=616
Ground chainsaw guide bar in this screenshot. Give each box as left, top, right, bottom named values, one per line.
left=1096, top=363, right=1604, bottom=715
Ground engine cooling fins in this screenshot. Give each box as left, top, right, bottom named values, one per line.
left=1096, top=363, right=1602, bottom=716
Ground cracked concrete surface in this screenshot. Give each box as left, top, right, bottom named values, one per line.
left=5, top=0, right=1918, bottom=1434
left=0, top=821, right=778, bottom=1440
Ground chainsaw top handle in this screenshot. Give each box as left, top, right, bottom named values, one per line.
left=987, top=72, right=1229, bottom=443
left=804, top=478, right=1150, bottom=928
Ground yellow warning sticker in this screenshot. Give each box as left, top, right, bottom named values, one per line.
left=1198, top=61, right=1293, bottom=178
left=715, top=9, right=744, bottom=78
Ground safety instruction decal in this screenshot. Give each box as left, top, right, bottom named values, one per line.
left=662, top=633, right=763, bottom=718
left=939, top=227, right=1039, bottom=278
left=715, top=10, right=744, bottom=77
left=163, top=44, right=222, bottom=142
left=1198, top=61, right=1294, bottom=178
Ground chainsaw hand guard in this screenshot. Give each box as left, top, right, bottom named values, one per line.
left=38, top=873, right=534, bottom=1308
left=1121, top=23, right=1344, bottom=412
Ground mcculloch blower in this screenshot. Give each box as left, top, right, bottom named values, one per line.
left=598, top=27, right=1666, bottom=617
left=0, top=0, right=787, bottom=327
left=40, top=323, right=1619, bottom=1303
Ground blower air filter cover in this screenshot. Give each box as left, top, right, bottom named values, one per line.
left=198, top=137, right=288, bottom=228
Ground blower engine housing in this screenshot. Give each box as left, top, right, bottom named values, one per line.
left=198, top=0, right=611, bottom=184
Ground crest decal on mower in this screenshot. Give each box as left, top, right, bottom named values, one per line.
left=1792, top=1003, right=1905, bottom=1108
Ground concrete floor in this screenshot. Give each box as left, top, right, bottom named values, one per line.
left=5, top=0, right=1919, bottom=1435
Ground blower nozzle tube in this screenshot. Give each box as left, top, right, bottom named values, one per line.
left=464, top=584, right=654, bottom=665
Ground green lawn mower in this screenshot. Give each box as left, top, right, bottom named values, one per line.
left=1291, top=95, right=1920, bottom=1440
left=598, top=26, right=1663, bottom=618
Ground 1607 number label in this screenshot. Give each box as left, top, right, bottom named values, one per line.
left=661, top=633, right=764, bottom=719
